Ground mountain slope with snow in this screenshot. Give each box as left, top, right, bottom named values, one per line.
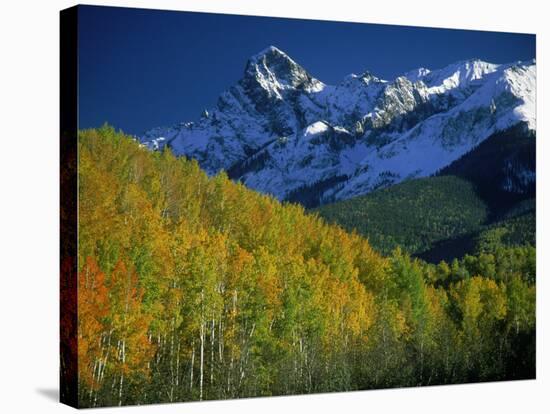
left=141, top=46, right=536, bottom=206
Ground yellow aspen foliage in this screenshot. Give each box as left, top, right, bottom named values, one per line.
left=75, top=126, right=535, bottom=406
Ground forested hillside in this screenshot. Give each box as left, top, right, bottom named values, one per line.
left=316, top=176, right=489, bottom=256
left=316, top=176, right=535, bottom=262
left=73, top=126, right=535, bottom=407
left=438, top=124, right=535, bottom=215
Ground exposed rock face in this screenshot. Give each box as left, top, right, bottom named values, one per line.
left=141, top=47, right=536, bottom=206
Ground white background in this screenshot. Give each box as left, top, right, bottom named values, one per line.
left=0, top=0, right=547, bottom=412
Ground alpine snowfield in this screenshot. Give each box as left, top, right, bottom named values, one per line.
left=141, top=46, right=536, bottom=206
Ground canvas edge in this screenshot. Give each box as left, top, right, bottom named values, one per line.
left=60, top=4, right=79, bottom=409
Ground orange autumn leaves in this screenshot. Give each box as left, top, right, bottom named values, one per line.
left=74, top=126, right=535, bottom=407
left=78, top=258, right=152, bottom=395
left=77, top=257, right=109, bottom=391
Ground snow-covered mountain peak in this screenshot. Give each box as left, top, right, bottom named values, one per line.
left=500, top=61, right=536, bottom=129
left=341, top=72, right=385, bottom=90
left=423, top=59, right=500, bottom=93
left=351, top=70, right=384, bottom=84
left=141, top=47, right=536, bottom=207
left=404, top=67, right=431, bottom=82
left=248, top=45, right=290, bottom=63
left=243, top=45, right=323, bottom=96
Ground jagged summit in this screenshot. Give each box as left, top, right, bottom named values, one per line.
left=243, top=45, right=322, bottom=95
left=141, top=47, right=536, bottom=207
left=346, top=70, right=384, bottom=85
left=422, top=59, right=500, bottom=91
left=404, top=67, right=431, bottom=82
left=248, top=45, right=291, bottom=63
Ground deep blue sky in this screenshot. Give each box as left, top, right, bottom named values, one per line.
left=78, top=5, right=535, bottom=135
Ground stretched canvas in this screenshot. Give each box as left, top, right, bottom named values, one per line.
left=60, top=4, right=536, bottom=408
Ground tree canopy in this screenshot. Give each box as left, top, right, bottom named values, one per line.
left=74, top=126, right=535, bottom=407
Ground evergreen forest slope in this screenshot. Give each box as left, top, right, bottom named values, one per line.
left=316, top=126, right=535, bottom=262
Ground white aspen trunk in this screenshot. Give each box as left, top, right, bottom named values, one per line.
left=218, top=319, right=223, bottom=363
left=111, top=340, right=122, bottom=392
left=176, top=341, right=180, bottom=388
left=228, top=289, right=238, bottom=395
left=210, top=317, right=215, bottom=387
left=118, top=339, right=126, bottom=406
left=118, top=265, right=132, bottom=406
left=98, top=329, right=112, bottom=393
left=228, top=343, right=233, bottom=395
left=93, top=360, right=102, bottom=407
left=190, top=340, right=195, bottom=393
left=169, top=318, right=175, bottom=402
left=200, top=320, right=205, bottom=401
left=293, top=330, right=297, bottom=382
left=299, top=336, right=304, bottom=379
left=156, top=334, right=161, bottom=364
left=89, top=358, right=99, bottom=403
left=238, top=323, right=255, bottom=387
left=198, top=288, right=207, bottom=401
left=119, top=373, right=124, bottom=401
